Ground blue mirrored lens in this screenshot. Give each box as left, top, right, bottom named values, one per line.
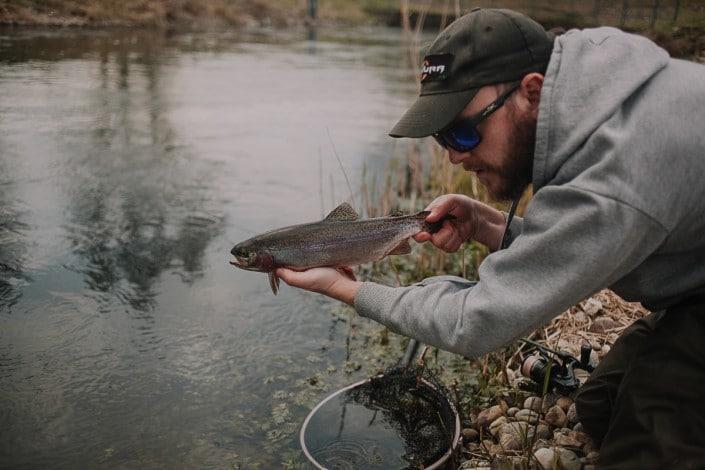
left=448, top=124, right=480, bottom=150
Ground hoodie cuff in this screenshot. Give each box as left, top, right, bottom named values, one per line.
left=354, top=282, right=394, bottom=323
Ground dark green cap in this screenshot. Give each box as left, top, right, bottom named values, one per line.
left=390, top=8, right=554, bottom=138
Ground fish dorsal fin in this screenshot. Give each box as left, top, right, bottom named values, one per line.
left=387, top=208, right=405, bottom=217
left=324, top=203, right=359, bottom=222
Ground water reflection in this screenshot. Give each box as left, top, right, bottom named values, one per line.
left=0, top=25, right=421, bottom=468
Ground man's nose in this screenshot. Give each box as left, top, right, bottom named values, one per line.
left=448, top=149, right=468, bottom=165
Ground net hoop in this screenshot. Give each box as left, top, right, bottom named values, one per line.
left=300, top=374, right=462, bottom=469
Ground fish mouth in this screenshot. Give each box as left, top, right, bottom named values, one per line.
left=229, top=256, right=247, bottom=268
left=229, top=256, right=264, bottom=272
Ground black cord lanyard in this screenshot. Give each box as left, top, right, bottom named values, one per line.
left=499, top=197, right=520, bottom=250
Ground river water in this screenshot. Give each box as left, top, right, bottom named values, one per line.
left=0, top=26, right=430, bottom=468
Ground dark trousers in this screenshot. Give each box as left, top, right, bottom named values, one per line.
left=575, top=302, right=705, bottom=469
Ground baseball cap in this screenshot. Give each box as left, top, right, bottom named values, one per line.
left=390, top=8, right=555, bottom=138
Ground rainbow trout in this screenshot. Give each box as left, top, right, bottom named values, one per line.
left=229, top=203, right=452, bottom=294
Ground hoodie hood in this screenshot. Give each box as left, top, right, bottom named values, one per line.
left=533, top=27, right=669, bottom=191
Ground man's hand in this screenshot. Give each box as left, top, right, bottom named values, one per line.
left=276, top=267, right=361, bottom=305
left=414, top=194, right=507, bottom=251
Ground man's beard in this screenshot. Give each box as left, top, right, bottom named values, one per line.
left=487, top=110, right=536, bottom=202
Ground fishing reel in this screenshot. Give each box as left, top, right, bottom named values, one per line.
left=519, top=338, right=595, bottom=396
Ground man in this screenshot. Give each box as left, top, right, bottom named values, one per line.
left=278, top=8, right=705, bottom=469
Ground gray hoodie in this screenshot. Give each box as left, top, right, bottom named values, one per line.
left=355, top=27, right=705, bottom=358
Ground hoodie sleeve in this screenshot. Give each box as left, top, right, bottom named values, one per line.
left=354, top=185, right=668, bottom=358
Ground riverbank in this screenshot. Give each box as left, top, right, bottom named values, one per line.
left=0, top=0, right=370, bottom=28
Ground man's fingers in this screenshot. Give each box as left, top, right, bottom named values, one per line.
left=431, top=225, right=455, bottom=248
left=276, top=268, right=298, bottom=285
left=414, top=231, right=431, bottom=243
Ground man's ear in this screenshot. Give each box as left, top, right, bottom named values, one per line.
left=518, top=73, right=544, bottom=118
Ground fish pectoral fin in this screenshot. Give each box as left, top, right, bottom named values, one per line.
left=268, top=272, right=280, bottom=295
left=388, top=239, right=412, bottom=255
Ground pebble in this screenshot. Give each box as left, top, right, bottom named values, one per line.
left=465, top=442, right=482, bottom=453
left=536, top=423, right=551, bottom=440
left=585, top=451, right=600, bottom=463
left=507, top=407, right=519, bottom=417
left=462, top=427, right=479, bottom=443
left=544, top=405, right=569, bottom=428
left=541, top=393, right=558, bottom=414
left=582, top=298, right=602, bottom=316
left=515, top=409, right=540, bottom=424
left=556, top=396, right=573, bottom=412
left=589, top=317, right=618, bottom=334
left=573, top=422, right=584, bottom=433
left=567, top=403, right=579, bottom=424
left=489, top=416, right=507, bottom=438
left=477, top=405, right=504, bottom=429
left=524, top=396, right=542, bottom=412
left=500, top=421, right=534, bottom=443
left=573, top=310, right=588, bottom=323
left=600, top=344, right=611, bottom=355
left=555, top=448, right=581, bottom=470
left=459, top=458, right=490, bottom=469
left=534, top=447, right=556, bottom=470
left=553, top=428, right=588, bottom=449
left=499, top=430, right=522, bottom=451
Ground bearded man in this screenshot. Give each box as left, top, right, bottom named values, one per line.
left=278, top=8, right=705, bottom=468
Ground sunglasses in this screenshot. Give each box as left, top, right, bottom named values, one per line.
left=433, top=85, right=519, bottom=152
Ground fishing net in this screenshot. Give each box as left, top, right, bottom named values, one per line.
left=302, top=364, right=460, bottom=469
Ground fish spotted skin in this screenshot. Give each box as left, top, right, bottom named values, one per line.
left=229, top=203, right=451, bottom=294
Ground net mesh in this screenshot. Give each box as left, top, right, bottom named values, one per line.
left=342, top=364, right=458, bottom=468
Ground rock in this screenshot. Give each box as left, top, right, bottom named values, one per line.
left=505, top=368, right=516, bottom=383
left=491, top=455, right=528, bottom=469
left=499, top=431, right=522, bottom=451
left=573, top=422, right=584, bottom=433
left=489, top=416, right=507, bottom=438
left=515, top=409, right=539, bottom=424
left=462, top=427, right=479, bottom=443
left=507, top=407, right=519, bottom=417
left=567, top=403, right=579, bottom=424
left=573, top=310, right=588, bottom=323
left=552, top=429, right=584, bottom=449
left=465, top=442, right=482, bottom=453
left=500, top=421, right=534, bottom=445
left=482, top=439, right=494, bottom=451
left=585, top=451, right=600, bottom=463
left=534, top=447, right=556, bottom=470
left=541, top=393, right=558, bottom=414
left=524, top=396, right=542, bottom=412
left=489, top=443, right=504, bottom=455
left=600, top=344, right=611, bottom=355
left=459, top=458, right=490, bottom=469
left=544, top=405, right=569, bottom=428
left=589, top=317, right=618, bottom=334
left=536, top=423, right=551, bottom=440
left=582, top=298, right=602, bottom=317
left=477, top=405, right=504, bottom=429
left=556, top=396, right=573, bottom=412
left=555, top=448, right=581, bottom=470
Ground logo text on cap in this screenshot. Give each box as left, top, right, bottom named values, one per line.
left=420, top=54, right=453, bottom=83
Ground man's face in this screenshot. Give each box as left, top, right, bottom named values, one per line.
left=444, top=85, right=537, bottom=201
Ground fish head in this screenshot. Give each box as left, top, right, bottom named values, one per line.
left=230, top=240, right=274, bottom=272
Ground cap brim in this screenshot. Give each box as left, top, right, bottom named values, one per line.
left=389, top=88, right=479, bottom=138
